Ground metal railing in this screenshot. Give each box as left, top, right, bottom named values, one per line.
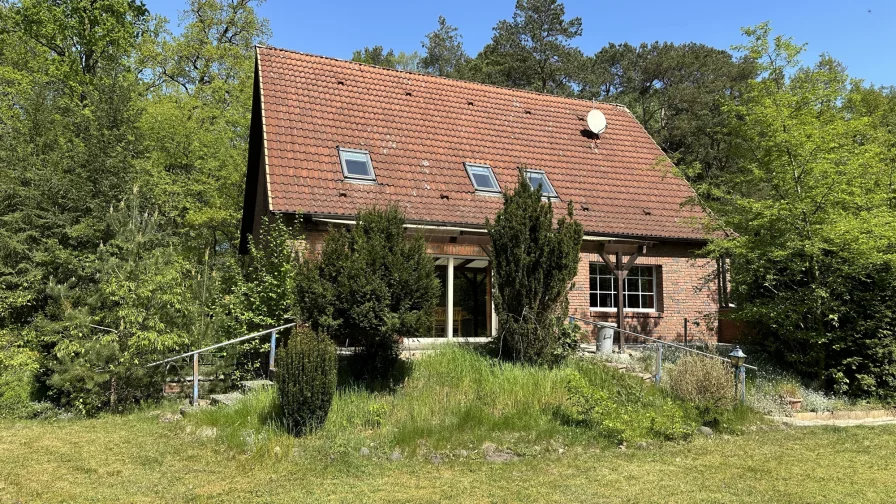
left=147, top=322, right=296, bottom=405
left=569, top=315, right=755, bottom=401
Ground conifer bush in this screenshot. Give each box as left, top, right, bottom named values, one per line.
left=276, top=328, right=337, bottom=436
left=296, top=206, right=440, bottom=381
left=488, top=170, right=583, bottom=365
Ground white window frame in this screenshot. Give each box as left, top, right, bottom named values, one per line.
left=338, top=147, right=376, bottom=183
left=524, top=169, right=558, bottom=198
left=588, top=263, right=657, bottom=313
left=464, top=163, right=501, bottom=194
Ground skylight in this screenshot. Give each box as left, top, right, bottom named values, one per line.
left=338, top=147, right=376, bottom=182
left=465, top=163, right=501, bottom=193
left=525, top=169, right=557, bottom=198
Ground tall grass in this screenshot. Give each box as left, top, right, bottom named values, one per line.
left=186, top=345, right=754, bottom=458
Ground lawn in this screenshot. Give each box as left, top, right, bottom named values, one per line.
left=2, top=347, right=893, bottom=503
left=1, top=412, right=895, bottom=503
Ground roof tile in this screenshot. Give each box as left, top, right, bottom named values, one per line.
left=256, top=46, right=710, bottom=240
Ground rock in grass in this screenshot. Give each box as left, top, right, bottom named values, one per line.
left=482, top=443, right=518, bottom=463
left=698, top=426, right=714, bottom=437
left=389, top=451, right=403, bottom=461
left=158, top=412, right=182, bottom=423
left=359, top=447, right=370, bottom=457
left=636, top=442, right=648, bottom=450
left=430, top=454, right=443, bottom=465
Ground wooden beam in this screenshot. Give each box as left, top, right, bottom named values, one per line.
left=446, top=257, right=455, bottom=339
left=454, top=259, right=476, bottom=270
left=485, top=265, right=493, bottom=337
left=598, top=251, right=618, bottom=275
left=616, top=251, right=625, bottom=351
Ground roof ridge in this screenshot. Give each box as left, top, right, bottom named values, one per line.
left=255, top=44, right=630, bottom=111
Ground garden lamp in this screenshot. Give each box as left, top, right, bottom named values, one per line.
left=728, top=346, right=747, bottom=367
left=728, top=346, right=747, bottom=404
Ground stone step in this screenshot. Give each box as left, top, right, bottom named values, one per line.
left=239, top=380, right=274, bottom=393
left=209, top=393, right=244, bottom=406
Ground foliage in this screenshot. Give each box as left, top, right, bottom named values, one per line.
left=218, top=215, right=301, bottom=378
left=0, top=0, right=156, bottom=335
left=467, top=0, right=585, bottom=94
left=275, top=328, right=337, bottom=436
left=488, top=171, right=583, bottom=365
left=297, top=206, right=440, bottom=380
left=0, top=330, right=39, bottom=417
left=224, top=215, right=300, bottom=332
left=140, top=0, right=269, bottom=255
left=351, top=45, right=421, bottom=71
left=38, top=196, right=194, bottom=415
left=703, top=24, right=896, bottom=399
left=581, top=41, right=756, bottom=186
left=0, top=0, right=268, bottom=414
left=665, top=355, right=736, bottom=414
left=420, top=16, right=467, bottom=77
left=560, top=371, right=694, bottom=444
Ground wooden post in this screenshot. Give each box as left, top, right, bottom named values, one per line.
left=489, top=264, right=498, bottom=337
left=598, top=244, right=646, bottom=352
left=616, top=251, right=625, bottom=351
left=268, top=330, right=278, bottom=379
left=446, top=256, right=454, bottom=339
left=192, top=353, right=199, bottom=406
left=485, top=264, right=493, bottom=337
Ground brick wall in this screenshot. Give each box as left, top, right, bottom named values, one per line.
left=568, top=243, right=720, bottom=343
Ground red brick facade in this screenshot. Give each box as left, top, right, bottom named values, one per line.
left=568, top=243, right=720, bottom=343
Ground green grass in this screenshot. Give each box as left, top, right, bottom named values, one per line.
left=0, top=346, right=892, bottom=502
left=2, top=411, right=896, bottom=503
left=188, top=346, right=732, bottom=457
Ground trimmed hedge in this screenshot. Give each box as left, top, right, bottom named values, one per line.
left=275, top=328, right=337, bottom=436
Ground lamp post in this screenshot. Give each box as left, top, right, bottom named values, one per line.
left=728, top=346, right=747, bottom=404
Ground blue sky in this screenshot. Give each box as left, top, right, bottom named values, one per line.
left=145, top=0, right=896, bottom=86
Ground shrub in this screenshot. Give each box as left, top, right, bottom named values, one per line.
left=0, top=332, right=39, bottom=418
left=488, top=170, right=583, bottom=365
left=276, top=328, right=337, bottom=436
left=561, top=371, right=693, bottom=444
left=223, top=215, right=302, bottom=380
left=666, top=355, right=736, bottom=413
left=297, top=206, right=440, bottom=380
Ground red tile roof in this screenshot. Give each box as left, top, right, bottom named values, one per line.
left=255, top=46, right=710, bottom=241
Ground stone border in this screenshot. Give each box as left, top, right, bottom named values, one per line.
left=792, top=409, right=895, bottom=421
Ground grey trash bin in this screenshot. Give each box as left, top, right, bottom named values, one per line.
left=597, top=323, right=616, bottom=354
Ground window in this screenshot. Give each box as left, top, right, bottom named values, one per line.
left=589, top=263, right=657, bottom=311
left=338, top=147, right=376, bottom=182
left=464, top=163, right=501, bottom=193
left=524, top=169, right=557, bottom=198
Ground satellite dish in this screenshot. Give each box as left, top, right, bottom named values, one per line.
left=586, top=109, right=607, bottom=135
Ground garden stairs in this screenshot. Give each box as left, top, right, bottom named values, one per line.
left=208, top=379, right=274, bottom=407
left=600, top=361, right=655, bottom=382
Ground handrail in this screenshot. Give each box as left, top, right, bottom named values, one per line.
left=568, top=315, right=757, bottom=371
left=146, top=323, right=297, bottom=368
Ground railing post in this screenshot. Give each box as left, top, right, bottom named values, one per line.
left=192, top=352, right=199, bottom=406
left=269, top=330, right=278, bottom=379
left=654, top=345, right=663, bottom=385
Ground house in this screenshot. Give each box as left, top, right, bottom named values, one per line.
left=240, top=45, right=727, bottom=345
